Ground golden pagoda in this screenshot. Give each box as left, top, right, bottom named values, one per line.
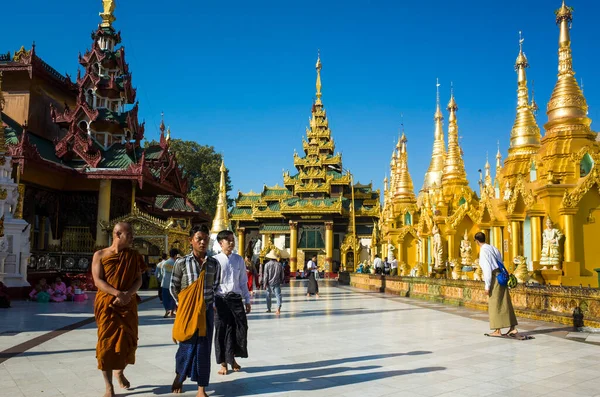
left=381, top=1, right=600, bottom=287
left=231, top=53, right=380, bottom=273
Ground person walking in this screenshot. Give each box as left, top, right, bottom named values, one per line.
left=91, top=222, right=146, bottom=397
left=156, top=249, right=178, bottom=318
left=263, top=250, right=285, bottom=315
left=306, top=255, right=320, bottom=298
left=170, top=225, right=220, bottom=397
left=475, top=231, right=519, bottom=338
left=213, top=230, right=251, bottom=375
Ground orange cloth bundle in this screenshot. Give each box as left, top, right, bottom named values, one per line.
left=172, top=270, right=206, bottom=343
left=94, top=249, right=146, bottom=370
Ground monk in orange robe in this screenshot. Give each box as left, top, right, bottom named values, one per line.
left=92, top=222, right=146, bottom=397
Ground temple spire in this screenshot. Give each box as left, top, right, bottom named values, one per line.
left=508, top=31, right=540, bottom=156
left=546, top=0, right=590, bottom=126
left=442, top=85, right=468, bottom=186
left=315, top=50, right=322, bottom=106
left=393, top=132, right=416, bottom=202
left=211, top=160, right=230, bottom=234
left=496, top=141, right=502, bottom=170
left=100, top=0, right=117, bottom=28
left=422, top=79, right=446, bottom=191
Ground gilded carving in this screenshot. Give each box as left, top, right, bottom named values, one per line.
left=562, top=168, right=600, bottom=208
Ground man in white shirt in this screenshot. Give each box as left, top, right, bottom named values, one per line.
left=390, top=256, right=399, bottom=276
left=213, top=230, right=251, bottom=375
left=475, top=231, right=518, bottom=338
left=373, top=255, right=383, bottom=274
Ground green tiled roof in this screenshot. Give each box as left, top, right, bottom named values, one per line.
left=97, top=108, right=128, bottom=125
left=98, top=143, right=134, bottom=168
left=283, top=197, right=337, bottom=207
left=154, top=195, right=194, bottom=212
left=144, top=145, right=164, bottom=160
left=260, top=224, right=290, bottom=233
left=231, top=208, right=252, bottom=216
left=263, top=187, right=291, bottom=197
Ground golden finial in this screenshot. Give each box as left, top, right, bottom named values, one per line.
left=159, top=112, right=165, bottom=134
left=496, top=141, right=502, bottom=169
left=442, top=86, right=468, bottom=186
left=166, top=126, right=171, bottom=142
left=393, top=131, right=416, bottom=202
left=211, top=159, right=230, bottom=234
left=422, top=79, right=446, bottom=192
left=508, top=31, right=540, bottom=156
left=547, top=0, right=589, bottom=124
left=100, top=0, right=117, bottom=28
left=315, top=50, right=322, bottom=104
left=530, top=80, right=539, bottom=115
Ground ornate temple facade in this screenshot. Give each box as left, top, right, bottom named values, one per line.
left=382, top=1, right=600, bottom=287
left=0, top=1, right=209, bottom=285
left=231, top=56, right=380, bottom=274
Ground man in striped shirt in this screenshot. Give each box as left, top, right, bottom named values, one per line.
left=170, top=224, right=220, bottom=397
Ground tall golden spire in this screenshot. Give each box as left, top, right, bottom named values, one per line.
left=496, top=141, right=502, bottom=170
left=442, top=86, right=468, bottom=186
left=545, top=1, right=591, bottom=132
left=508, top=32, right=540, bottom=155
left=315, top=50, right=322, bottom=106
left=394, top=133, right=416, bottom=202
left=422, top=79, right=446, bottom=191
left=211, top=160, right=230, bottom=234
left=100, top=0, right=117, bottom=28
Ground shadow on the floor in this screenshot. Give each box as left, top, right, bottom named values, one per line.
left=0, top=343, right=174, bottom=359
left=209, top=365, right=447, bottom=396
left=126, top=365, right=446, bottom=396
left=248, top=306, right=417, bottom=320
left=520, top=326, right=575, bottom=336
left=243, top=351, right=433, bottom=373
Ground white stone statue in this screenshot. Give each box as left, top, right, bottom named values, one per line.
left=387, top=239, right=395, bottom=260
left=432, top=225, right=444, bottom=270
left=251, top=238, right=262, bottom=264
left=459, top=229, right=472, bottom=266
left=503, top=181, right=512, bottom=201
left=540, top=217, right=563, bottom=270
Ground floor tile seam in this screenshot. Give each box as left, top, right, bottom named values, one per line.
left=0, top=295, right=158, bottom=365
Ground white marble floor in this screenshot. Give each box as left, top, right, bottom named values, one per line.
left=1, top=281, right=600, bottom=397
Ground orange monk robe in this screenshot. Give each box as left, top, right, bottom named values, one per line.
left=94, top=248, right=146, bottom=370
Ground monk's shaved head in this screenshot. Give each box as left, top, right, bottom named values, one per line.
left=113, top=222, right=131, bottom=236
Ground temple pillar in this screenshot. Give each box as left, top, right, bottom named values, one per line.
left=447, top=232, right=456, bottom=260
left=562, top=213, right=575, bottom=263
left=397, top=240, right=404, bottom=263
left=325, top=222, right=333, bottom=272
left=237, top=227, right=246, bottom=259
left=38, top=216, right=46, bottom=250
left=14, top=184, right=25, bottom=219
left=96, top=180, right=112, bottom=247
left=492, top=226, right=503, bottom=257
left=510, top=220, right=521, bottom=272
left=530, top=216, right=542, bottom=263
left=289, top=221, right=298, bottom=272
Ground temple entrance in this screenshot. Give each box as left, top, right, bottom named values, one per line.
left=575, top=188, right=600, bottom=284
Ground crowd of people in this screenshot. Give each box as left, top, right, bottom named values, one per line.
left=91, top=223, right=320, bottom=397
left=28, top=276, right=89, bottom=303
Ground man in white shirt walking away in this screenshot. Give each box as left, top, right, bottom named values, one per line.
left=475, top=231, right=518, bottom=338
left=213, top=230, right=251, bottom=375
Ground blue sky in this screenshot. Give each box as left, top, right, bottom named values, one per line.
left=2, top=0, right=599, bottom=198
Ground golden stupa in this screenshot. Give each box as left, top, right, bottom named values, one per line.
left=381, top=0, right=600, bottom=287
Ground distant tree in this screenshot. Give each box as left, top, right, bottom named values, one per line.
left=145, top=139, right=233, bottom=218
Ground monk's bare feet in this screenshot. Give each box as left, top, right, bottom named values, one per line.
left=218, top=364, right=228, bottom=375
left=197, top=386, right=209, bottom=397
left=114, top=370, right=130, bottom=389
left=232, top=360, right=242, bottom=372
left=102, top=386, right=115, bottom=397
left=172, top=374, right=184, bottom=393
left=275, top=309, right=281, bottom=315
